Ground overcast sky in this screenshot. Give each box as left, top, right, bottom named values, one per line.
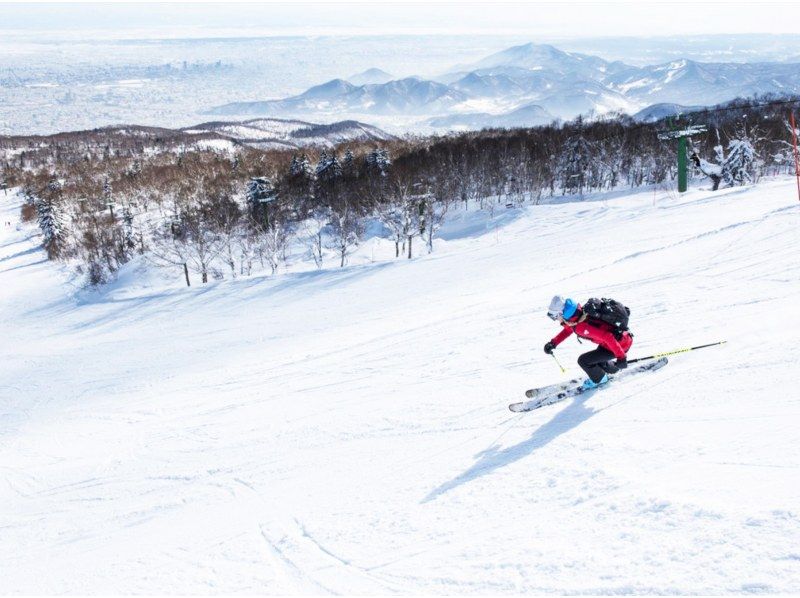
left=4, top=1, right=800, bottom=38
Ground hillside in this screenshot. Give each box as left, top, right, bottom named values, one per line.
left=0, top=117, right=394, bottom=160
left=1, top=179, right=799, bottom=593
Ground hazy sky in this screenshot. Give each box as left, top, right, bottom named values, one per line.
left=4, top=1, right=800, bottom=38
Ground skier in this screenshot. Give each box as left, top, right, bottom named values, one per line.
left=543, top=295, right=633, bottom=390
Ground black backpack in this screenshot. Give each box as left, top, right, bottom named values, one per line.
left=583, top=297, right=630, bottom=335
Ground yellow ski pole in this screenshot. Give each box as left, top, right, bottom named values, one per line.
left=627, top=340, right=727, bottom=364
left=550, top=352, right=567, bottom=374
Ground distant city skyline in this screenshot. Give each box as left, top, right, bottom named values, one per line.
left=4, top=1, right=800, bottom=39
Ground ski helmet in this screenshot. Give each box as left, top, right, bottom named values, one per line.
left=562, top=298, right=578, bottom=319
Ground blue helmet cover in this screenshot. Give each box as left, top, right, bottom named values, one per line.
left=562, top=298, right=578, bottom=319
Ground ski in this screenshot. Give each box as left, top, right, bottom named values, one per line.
left=510, top=357, right=668, bottom=413
left=525, top=374, right=583, bottom=398
left=523, top=355, right=670, bottom=398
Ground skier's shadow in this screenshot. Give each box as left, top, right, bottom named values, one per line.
left=421, top=391, right=599, bottom=503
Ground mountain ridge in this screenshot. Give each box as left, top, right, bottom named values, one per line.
left=206, top=42, right=800, bottom=129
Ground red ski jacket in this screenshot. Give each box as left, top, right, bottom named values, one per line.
left=550, top=310, right=633, bottom=359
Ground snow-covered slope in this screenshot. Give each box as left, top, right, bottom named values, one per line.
left=1, top=179, right=799, bottom=593
left=184, top=118, right=395, bottom=150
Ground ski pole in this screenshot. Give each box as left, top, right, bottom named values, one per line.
left=550, top=352, right=567, bottom=373
left=628, top=340, right=727, bottom=364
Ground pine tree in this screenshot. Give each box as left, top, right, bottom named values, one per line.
left=316, top=151, right=342, bottom=183
left=558, top=133, right=594, bottom=195
left=36, top=183, right=67, bottom=260
left=342, top=149, right=355, bottom=177
left=289, top=153, right=314, bottom=178
left=122, top=206, right=136, bottom=251
left=127, top=159, right=142, bottom=179
left=103, top=177, right=115, bottom=217
left=246, top=177, right=277, bottom=228
left=365, top=148, right=391, bottom=176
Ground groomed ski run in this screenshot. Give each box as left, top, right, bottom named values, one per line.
left=1, top=178, right=799, bottom=593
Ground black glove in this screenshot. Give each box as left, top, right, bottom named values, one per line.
left=615, top=358, right=628, bottom=369
left=544, top=341, right=555, bottom=355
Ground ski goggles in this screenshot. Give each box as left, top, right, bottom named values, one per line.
left=547, top=311, right=561, bottom=321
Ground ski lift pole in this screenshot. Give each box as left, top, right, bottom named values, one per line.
left=550, top=352, right=567, bottom=374
left=627, top=340, right=727, bottom=365
left=677, top=136, right=687, bottom=192
left=658, top=123, right=707, bottom=193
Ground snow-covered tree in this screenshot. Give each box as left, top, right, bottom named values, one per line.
left=122, top=205, right=137, bottom=252
left=103, top=177, right=115, bottom=217
left=378, top=177, right=421, bottom=259
left=150, top=208, right=223, bottom=285
left=35, top=179, right=68, bottom=259
left=365, top=148, right=391, bottom=177
left=258, top=218, right=290, bottom=274
left=420, top=177, right=453, bottom=254
left=302, top=207, right=330, bottom=269
left=315, top=151, right=342, bottom=183
left=721, top=138, right=758, bottom=186
left=127, top=159, right=142, bottom=179
left=342, top=149, right=355, bottom=178
left=558, top=132, right=594, bottom=195
left=327, top=200, right=362, bottom=267
left=289, top=153, right=314, bottom=178
left=245, top=177, right=277, bottom=226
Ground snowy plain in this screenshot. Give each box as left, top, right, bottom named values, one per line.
left=1, top=178, right=799, bottom=593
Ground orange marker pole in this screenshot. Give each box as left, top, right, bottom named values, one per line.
left=791, top=111, right=800, bottom=202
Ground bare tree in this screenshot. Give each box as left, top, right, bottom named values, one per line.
left=327, top=199, right=362, bottom=267
left=302, top=207, right=329, bottom=269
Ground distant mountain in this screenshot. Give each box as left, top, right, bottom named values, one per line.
left=632, top=102, right=706, bottom=123
left=348, top=68, right=394, bottom=85
left=607, top=59, right=800, bottom=105
left=450, top=72, right=526, bottom=98
left=428, top=103, right=554, bottom=130
left=184, top=117, right=396, bottom=149
left=452, top=42, right=613, bottom=80
left=208, top=76, right=468, bottom=117
left=207, top=42, right=800, bottom=132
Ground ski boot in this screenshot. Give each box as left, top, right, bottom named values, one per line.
left=581, top=373, right=609, bottom=390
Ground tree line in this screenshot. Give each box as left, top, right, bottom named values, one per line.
left=3, top=94, right=798, bottom=286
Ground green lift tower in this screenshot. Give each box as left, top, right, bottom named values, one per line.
left=658, top=124, right=708, bottom=192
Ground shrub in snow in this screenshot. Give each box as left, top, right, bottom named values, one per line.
left=722, top=139, right=757, bottom=186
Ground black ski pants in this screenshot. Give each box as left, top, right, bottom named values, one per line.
left=577, top=346, right=618, bottom=383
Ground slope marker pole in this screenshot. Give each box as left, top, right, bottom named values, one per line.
left=790, top=111, right=800, bottom=203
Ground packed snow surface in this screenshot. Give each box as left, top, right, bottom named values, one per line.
left=1, top=179, right=799, bottom=593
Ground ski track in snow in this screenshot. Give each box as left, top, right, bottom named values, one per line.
left=1, top=179, right=800, bottom=593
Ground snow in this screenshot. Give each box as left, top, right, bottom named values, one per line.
left=1, top=178, right=800, bottom=593
left=194, top=138, right=238, bottom=153
left=616, top=77, right=654, bottom=94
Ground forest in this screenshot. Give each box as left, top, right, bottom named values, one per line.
left=2, top=94, right=798, bottom=286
